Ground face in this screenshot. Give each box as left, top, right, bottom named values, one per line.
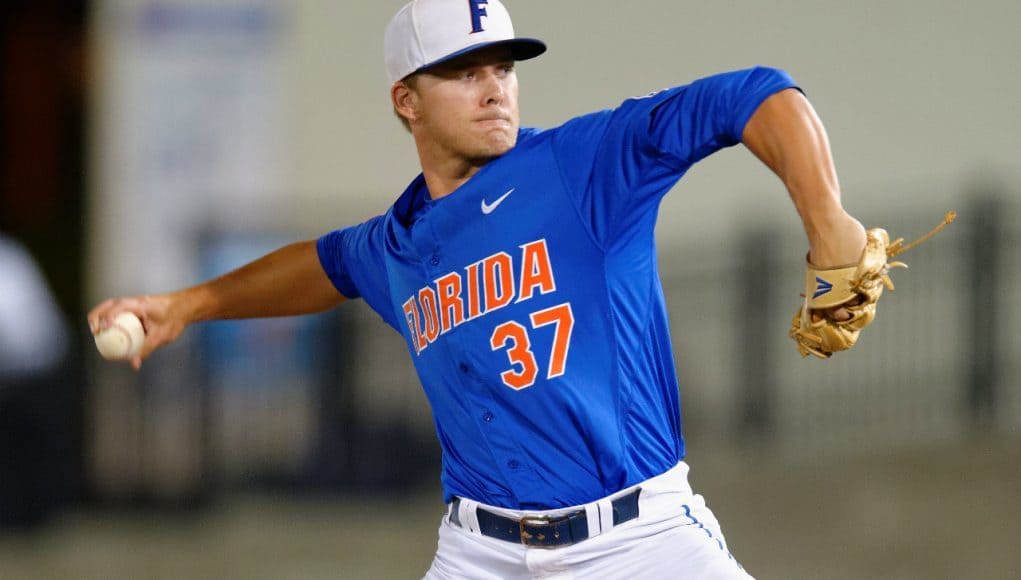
left=396, top=47, right=520, bottom=164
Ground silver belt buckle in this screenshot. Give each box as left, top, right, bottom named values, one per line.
left=519, top=515, right=560, bottom=547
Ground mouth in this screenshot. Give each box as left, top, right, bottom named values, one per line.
left=475, top=115, right=511, bottom=126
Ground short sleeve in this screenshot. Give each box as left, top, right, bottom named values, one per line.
left=316, top=215, right=401, bottom=330
left=317, top=227, right=362, bottom=300
left=549, top=67, right=799, bottom=246
left=637, top=66, right=799, bottom=168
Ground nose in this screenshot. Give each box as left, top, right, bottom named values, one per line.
left=481, top=71, right=507, bottom=106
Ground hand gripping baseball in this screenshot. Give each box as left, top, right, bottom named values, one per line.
left=789, top=211, right=956, bottom=359
left=88, top=294, right=186, bottom=370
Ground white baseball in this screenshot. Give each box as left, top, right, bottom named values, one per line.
left=94, top=312, right=146, bottom=360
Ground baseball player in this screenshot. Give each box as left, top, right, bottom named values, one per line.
left=90, top=0, right=904, bottom=577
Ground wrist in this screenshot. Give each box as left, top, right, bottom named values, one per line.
left=806, top=212, right=867, bottom=267
left=172, top=285, right=217, bottom=324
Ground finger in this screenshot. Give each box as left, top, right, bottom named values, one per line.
left=87, top=298, right=117, bottom=334
left=90, top=303, right=121, bottom=332
left=138, top=336, right=158, bottom=361
left=828, top=306, right=852, bottom=322
left=137, top=323, right=175, bottom=362
left=131, top=356, right=142, bottom=371
left=823, top=294, right=865, bottom=323
left=92, top=298, right=149, bottom=333
left=134, top=296, right=154, bottom=334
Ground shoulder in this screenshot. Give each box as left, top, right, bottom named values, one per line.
left=318, top=210, right=392, bottom=261
left=517, top=108, right=617, bottom=152
left=328, top=211, right=390, bottom=240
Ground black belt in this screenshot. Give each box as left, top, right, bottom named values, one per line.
left=449, top=488, right=641, bottom=548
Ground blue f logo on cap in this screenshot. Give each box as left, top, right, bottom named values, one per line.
left=384, top=0, right=547, bottom=83
left=469, top=0, right=489, bottom=33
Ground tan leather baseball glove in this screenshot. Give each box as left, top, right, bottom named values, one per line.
left=789, top=212, right=956, bottom=359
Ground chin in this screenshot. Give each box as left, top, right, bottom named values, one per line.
left=484, top=130, right=518, bottom=155
left=460, top=141, right=511, bottom=165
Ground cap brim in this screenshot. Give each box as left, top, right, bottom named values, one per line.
left=411, top=38, right=547, bottom=78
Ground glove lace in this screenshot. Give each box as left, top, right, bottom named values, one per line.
left=887, top=211, right=957, bottom=258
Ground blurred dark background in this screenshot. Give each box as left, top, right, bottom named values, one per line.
left=1, top=0, right=88, bottom=530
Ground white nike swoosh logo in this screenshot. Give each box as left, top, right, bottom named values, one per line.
left=481, top=188, right=515, bottom=215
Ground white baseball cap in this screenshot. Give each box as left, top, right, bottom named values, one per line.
left=384, top=0, right=546, bottom=83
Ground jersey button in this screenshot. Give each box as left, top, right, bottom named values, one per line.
left=507, top=459, right=520, bottom=470
left=429, top=255, right=440, bottom=266
left=458, top=362, right=470, bottom=374
left=482, top=411, right=494, bottom=422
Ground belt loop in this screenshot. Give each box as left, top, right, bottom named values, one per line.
left=584, top=503, right=601, bottom=538
left=597, top=498, right=614, bottom=532
left=448, top=498, right=461, bottom=527
left=460, top=498, right=481, bottom=534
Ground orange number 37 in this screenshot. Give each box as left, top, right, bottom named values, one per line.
left=489, top=302, right=574, bottom=390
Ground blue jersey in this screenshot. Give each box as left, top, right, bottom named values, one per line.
left=318, top=67, right=798, bottom=509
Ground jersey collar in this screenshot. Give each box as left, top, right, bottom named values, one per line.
left=391, top=128, right=538, bottom=228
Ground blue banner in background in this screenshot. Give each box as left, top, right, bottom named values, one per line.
left=198, top=232, right=331, bottom=483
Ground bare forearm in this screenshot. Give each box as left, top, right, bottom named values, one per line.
left=88, top=240, right=344, bottom=368
left=742, top=88, right=866, bottom=266
left=178, top=240, right=346, bottom=323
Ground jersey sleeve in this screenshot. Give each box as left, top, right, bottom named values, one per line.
left=316, top=215, right=401, bottom=330
left=550, top=66, right=799, bottom=245
left=638, top=66, right=799, bottom=168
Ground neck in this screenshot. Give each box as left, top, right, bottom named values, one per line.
left=420, top=158, right=487, bottom=200
left=413, top=133, right=499, bottom=200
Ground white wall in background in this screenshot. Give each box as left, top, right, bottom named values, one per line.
left=276, top=0, right=1019, bottom=243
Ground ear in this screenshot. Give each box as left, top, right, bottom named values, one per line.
left=391, top=81, right=419, bottom=124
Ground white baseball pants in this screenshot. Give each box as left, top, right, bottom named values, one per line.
left=424, top=461, right=753, bottom=579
